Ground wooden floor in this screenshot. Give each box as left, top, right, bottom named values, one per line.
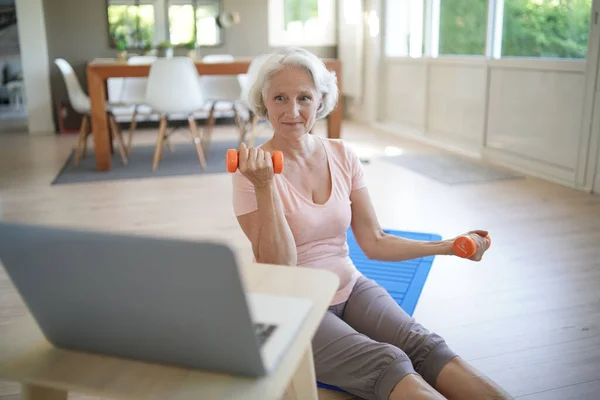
left=1, top=120, right=599, bottom=400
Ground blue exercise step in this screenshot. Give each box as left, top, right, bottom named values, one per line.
left=316, top=228, right=442, bottom=392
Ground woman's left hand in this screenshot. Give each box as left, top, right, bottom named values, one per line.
left=445, top=230, right=490, bottom=261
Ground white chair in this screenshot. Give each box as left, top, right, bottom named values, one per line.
left=144, top=57, right=208, bottom=172
left=6, top=80, right=25, bottom=110
left=198, top=54, right=246, bottom=152
left=236, top=54, right=271, bottom=148
left=107, top=56, right=158, bottom=155
left=55, top=58, right=128, bottom=167
left=121, top=56, right=158, bottom=154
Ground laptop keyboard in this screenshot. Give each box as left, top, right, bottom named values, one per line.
left=254, top=322, right=277, bottom=346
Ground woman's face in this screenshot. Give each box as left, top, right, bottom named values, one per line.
left=263, top=66, right=322, bottom=138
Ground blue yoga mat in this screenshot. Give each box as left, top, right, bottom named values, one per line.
left=316, top=228, right=442, bottom=393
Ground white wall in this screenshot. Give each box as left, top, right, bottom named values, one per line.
left=595, top=152, right=600, bottom=194
left=485, top=60, right=586, bottom=185
left=383, top=60, right=427, bottom=130
left=378, top=57, right=589, bottom=188
left=427, top=61, right=487, bottom=150
left=15, top=0, right=54, bottom=134
left=337, top=0, right=364, bottom=99
left=594, top=95, right=600, bottom=194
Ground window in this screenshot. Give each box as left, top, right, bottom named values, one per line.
left=385, top=0, right=424, bottom=57
left=107, top=0, right=222, bottom=49
left=284, top=0, right=318, bottom=28
left=196, top=3, right=220, bottom=45
left=268, top=0, right=336, bottom=47
left=107, top=1, right=156, bottom=48
left=383, top=0, right=593, bottom=60
left=501, top=0, right=593, bottom=59
left=168, top=0, right=221, bottom=46
left=438, top=0, right=488, bottom=55
left=168, top=2, right=195, bottom=45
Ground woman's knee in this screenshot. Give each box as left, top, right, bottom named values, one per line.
left=409, top=332, right=458, bottom=388
left=316, top=341, right=416, bottom=400
left=373, top=343, right=419, bottom=399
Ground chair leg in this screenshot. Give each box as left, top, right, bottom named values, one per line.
left=188, top=116, right=208, bottom=170
left=152, top=115, right=167, bottom=172
left=233, top=106, right=246, bottom=149
left=82, top=119, right=91, bottom=159
left=83, top=115, right=93, bottom=159
left=165, top=135, right=173, bottom=153
left=202, top=103, right=216, bottom=155
left=248, top=114, right=259, bottom=148
left=127, top=109, right=137, bottom=155
left=73, top=115, right=89, bottom=167
left=109, top=114, right=128, bottom=166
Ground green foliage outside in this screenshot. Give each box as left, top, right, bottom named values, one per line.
left=284, top=0, right=319, bottom=28
left=108, top=5, right=154, bottom=49
left=503, top=0, right=592, bottom=58
left=439, top=0, right=488, bottom=55
left=438, top=0, right=592, bottom=58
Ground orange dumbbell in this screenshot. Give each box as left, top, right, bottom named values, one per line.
left=453, top=234, right=491, bottom=258
left=226, top=149, right=284, bottom=174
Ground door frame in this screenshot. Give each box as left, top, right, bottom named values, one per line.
left=15, top=0, right=54, bottom=134
left=577, top=0, right=600, bottom=191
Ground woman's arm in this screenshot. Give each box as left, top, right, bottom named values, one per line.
left=349, top=187, right=488, bottom=261
left=234, top=144, right=297, bottom=266
left=237, top=182, right=297, bottom=266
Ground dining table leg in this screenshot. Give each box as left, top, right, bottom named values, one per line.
left=327, top=62, right=342, bottom=139
left=87, top=66, right=112, bottom=171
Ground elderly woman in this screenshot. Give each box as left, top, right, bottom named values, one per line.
left=232, top=47, right=512, bottom=400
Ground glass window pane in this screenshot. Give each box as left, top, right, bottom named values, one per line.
left=108, top=5, right=136, bottom=47
left=385, top=0, right=424, bottom=57
left=284, top=0, right=318, bottom=26
left=169, top=4, right=195, bottom=45
left=196, top=4, right=220, bottom=45
left=137, top=5, right=155, bottom=47
left=108, top=5, right=155, bottom=48
left=502, top=0, right=593, bottom=59
left=439, top=0, right=488, bottom=55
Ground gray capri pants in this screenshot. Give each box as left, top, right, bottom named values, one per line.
left=312, top=275, right=457, bottom=400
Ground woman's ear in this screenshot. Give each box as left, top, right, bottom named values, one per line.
left=317, top=94, right=325, bottom=112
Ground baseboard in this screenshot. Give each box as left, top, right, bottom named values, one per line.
left=373, top=121, right=589, bottom=192
left=373, top=122, right=483, bottom=159
left=482, top=147, right=580, bottom=189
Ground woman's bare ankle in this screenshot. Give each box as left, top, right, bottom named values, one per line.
left=389, top=373, right=447, bottom=400
left=435, top=357, right=513, bottom=400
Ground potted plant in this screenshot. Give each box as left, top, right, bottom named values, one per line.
left=116, top=38, right=128, bottom=61
left=143, top=42, right=155, bottom=56
left=157, top=41, right=173, bottom=58
left=185, top=40, right=197, bottom=59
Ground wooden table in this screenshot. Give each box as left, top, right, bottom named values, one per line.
left=0, top=263, right=339, bottom=400
left=86, top=57, right=343, bottom=171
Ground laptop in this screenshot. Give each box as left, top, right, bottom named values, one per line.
left=0, top=222, right=313, bottom=377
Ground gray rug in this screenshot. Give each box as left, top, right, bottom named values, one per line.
left=52, top=138, right=267, bottom=185
left=382, top=152, right=523, bottom=185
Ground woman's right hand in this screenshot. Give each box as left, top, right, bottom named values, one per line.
left=238, top=142, right=275, bottom=189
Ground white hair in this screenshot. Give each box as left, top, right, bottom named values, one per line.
left=246, top=47, right=339, bottom=120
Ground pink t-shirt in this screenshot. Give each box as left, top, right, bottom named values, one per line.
left=232, top=137, right=367, bottom=305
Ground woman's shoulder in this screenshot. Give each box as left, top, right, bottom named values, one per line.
left=320, top=137, right=359, bottom=162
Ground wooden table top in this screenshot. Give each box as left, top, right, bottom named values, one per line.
left=0, top=263, right=339, bottom=400
left=87, top=57, right=341, bottom=77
